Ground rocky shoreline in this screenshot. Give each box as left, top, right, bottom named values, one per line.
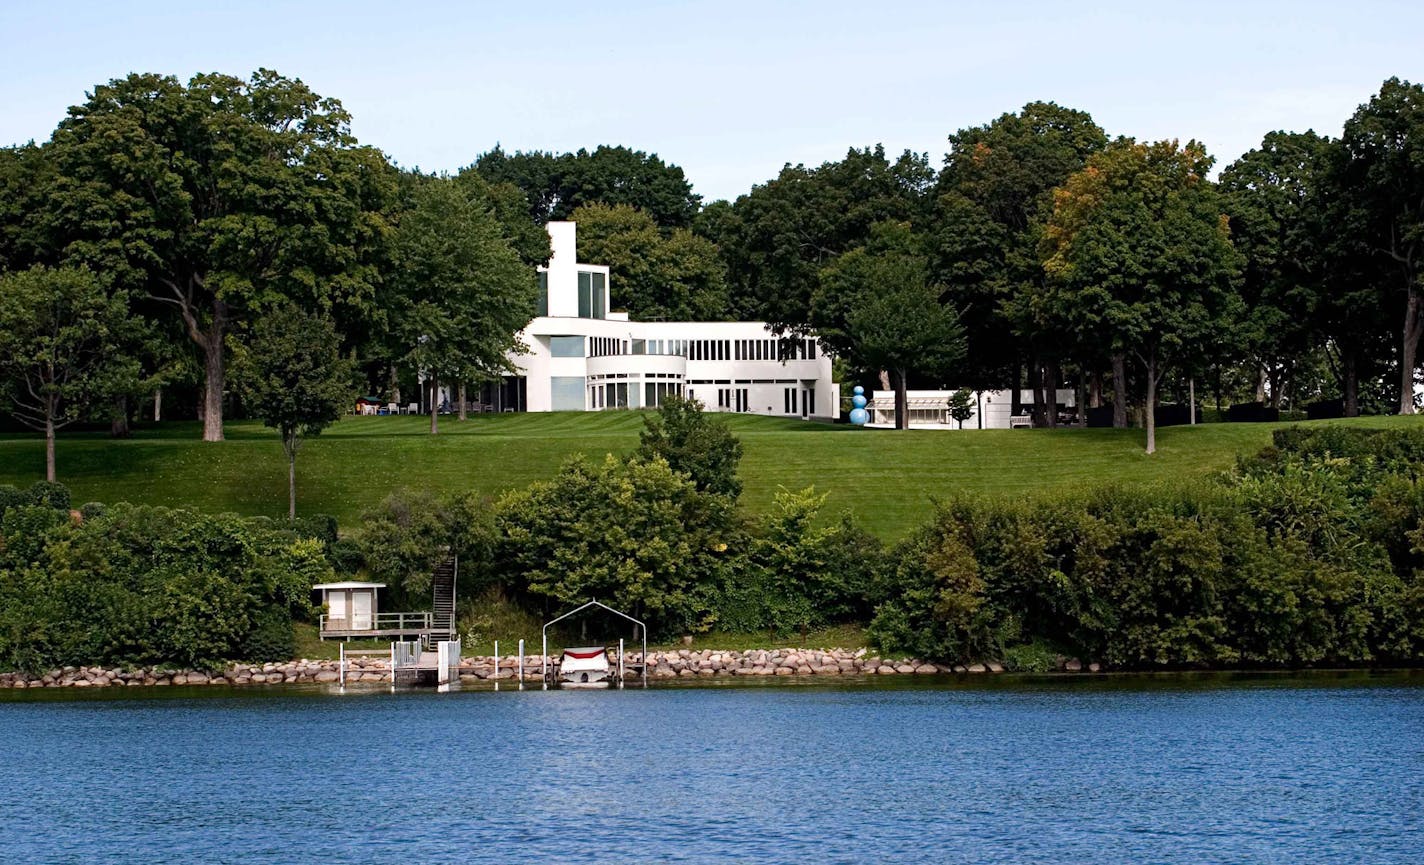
left=0, top=648, right=1102, bottom=690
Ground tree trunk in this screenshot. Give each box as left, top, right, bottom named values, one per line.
left=429, top=376, right=440, bottom=435
left=1111, top=353, right=1128, bottom=429
left=1036, top=357, right=1048, bottom=427
left=1089, top=371, right=1103, bottom=409
left=878, top=369, right=891, bottom=391
left=1400, top=291, right=1423, bottom=415
left=153, top=388, right=162, bottom=422
left=1144, top=354, right=1159, bottom=455
left=1044, top=359, right=1059, bottom=428
left=390, top=364, right=401, bottom=405
left=1011, top=363, right=1023, bottom=418
left=111, top=395, right=130, bottom=439
left=1255, top=365, right=1267, bottom=403
left=1344, top=351, right=1360, bottom=417
left=1076, top=372, right=1088, bottom=428
left=45, top=415, right=56, bottom=483
left=287, top=441, right=297, bottom=521
left=892, top=368, right=909, bottom=430
left=458, top=381, right=467, bottom=421
left=1188, top=377, right=1196, bottom=425
left=201, top=318, right=226, bottom=442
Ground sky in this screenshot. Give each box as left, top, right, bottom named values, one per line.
left=2, top=1, right=1422, bottom=203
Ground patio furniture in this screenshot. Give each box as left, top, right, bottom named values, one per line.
left=406, top=402, right=419, bottom=415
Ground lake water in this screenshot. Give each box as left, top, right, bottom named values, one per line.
left=2, top=673, right=1422, bottom=864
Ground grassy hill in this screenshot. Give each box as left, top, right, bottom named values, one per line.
left=1, top=412, right=1418, bottom=540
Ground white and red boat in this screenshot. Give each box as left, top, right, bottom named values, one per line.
left=560, top=646, right=611, bottom=688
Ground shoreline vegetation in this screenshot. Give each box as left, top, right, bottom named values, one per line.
left=3, top=413, right=1424, bottom=678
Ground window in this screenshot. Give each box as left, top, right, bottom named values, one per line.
left=550, top=336, right=585, bottom=357
left=577, top=272, right=592, bottom=318
left=592, top=272, right=606, bottom=318
left=632, top=339, right=646, bottom=355
left=551, top=376, right=585, bottom=411
left=806, top=387, right=815, bottom=416
left=536, top=271, right=548, bottom=317
left=736, top=388, right=748, bottom=412
left=784, top=387, right=798, bottom=415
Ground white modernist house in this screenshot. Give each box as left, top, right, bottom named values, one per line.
left=868, top=388, right=1079, bottom=429
left=463, top=222, right=838, bottom=419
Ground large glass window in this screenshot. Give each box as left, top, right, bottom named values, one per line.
left=551, top=376, right=586, bottom=411
left=592, top=273, right=606, bottom=318
left=578, top=272, right=592, bottom=318
left=549, top=336, right=585, bottom=357
left=536, top=271, right=548, bottom=317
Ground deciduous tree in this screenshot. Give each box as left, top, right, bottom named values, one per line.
left=1042, top=139, right=1241, bottom=454
left=234, top=306, right=355, bottom=520
left=1337, top=78, right=1424, bottom=413
left=391, top=177, right=537, bottom=434
left=46, top=69, right=395, bottom=442
left=0, top=267, right=137, bottom=481
left=813, top=222, right=967, bottom=429
left=569, top=203, right=729, bottom=320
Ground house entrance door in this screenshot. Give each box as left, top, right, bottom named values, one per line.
left=352, top=590, right=373, bottom=631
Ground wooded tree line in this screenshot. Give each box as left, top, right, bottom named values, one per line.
left=3, top=69, right=1424, bottom=478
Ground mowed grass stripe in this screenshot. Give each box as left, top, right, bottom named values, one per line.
left=0, top=412, right=1418, bottom=539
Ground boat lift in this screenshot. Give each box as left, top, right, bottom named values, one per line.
left=541, top=600, right=647, bottom=689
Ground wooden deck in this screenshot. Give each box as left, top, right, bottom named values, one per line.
left=319, top=611, right=435, bottom=641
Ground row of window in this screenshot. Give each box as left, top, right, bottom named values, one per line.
left=687, top=338, right=818, bottom=362
left=588, top=337, right=622, bottom=357
left=717, top=388, right=749, bottom=412
left=689, top=378, right=805, bottom=385
left=588, top=381, right=686, bottom=410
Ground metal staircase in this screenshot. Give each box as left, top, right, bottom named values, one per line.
left=429, top=556, right=457, bottom=646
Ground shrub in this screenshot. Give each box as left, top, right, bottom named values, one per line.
left=0, top=485, right=27, bottom=516
left=26, top=480, right=70, bottom=511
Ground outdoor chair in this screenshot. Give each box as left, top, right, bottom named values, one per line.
left=406, top=402, right=419, bottom=415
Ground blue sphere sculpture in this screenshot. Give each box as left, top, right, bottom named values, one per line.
left=849, top=385, right=869, bottom=425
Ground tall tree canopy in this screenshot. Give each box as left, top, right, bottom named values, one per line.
left=391, top=177, right=538, bottom=434
left=1337, top=77, right=1424, bottom=414
left=1042, top=139, right=1242, bottom=454
left=474, top=144, right=701, bottom=228
left=703, top=145, right=934, bottom=329
left=568, top=202, right=729, bottom=320
left=44, top=69, right=396, bottom=442
left=813, top=222, right=967, bottom=429
left=932, top=102, right=1107, bottom=421
left=1220, top=131, right=1335, bottom=410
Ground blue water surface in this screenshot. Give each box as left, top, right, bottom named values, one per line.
left=2, top=673, right=1422, bottom=864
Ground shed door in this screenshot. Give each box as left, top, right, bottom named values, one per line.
left=352, top=590, right=373, bottom=630
left=328, top=590, right=348, bottom=628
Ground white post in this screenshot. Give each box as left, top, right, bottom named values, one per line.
left=643, top=626, right=648, bottom=687
left=339, top=642, right=345, bottom=688
left=493, top=640, right=499, bottom=691
left=619, top=638, right=625, bottom=689
left=1189, top=377, right=1197, bottom=425
left=542, top=632, right=548, bottom=690
left=518, top=638, right=525, bottom=691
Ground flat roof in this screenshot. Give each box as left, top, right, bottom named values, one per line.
left=312, top=581, right=386, bottom=590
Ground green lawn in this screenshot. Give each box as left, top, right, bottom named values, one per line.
left=2, top=411, right=1419, bottom=540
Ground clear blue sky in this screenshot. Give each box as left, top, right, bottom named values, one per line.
left=2, top=1, right=1421, bottom=202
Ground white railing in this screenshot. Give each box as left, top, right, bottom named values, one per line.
left=391, top=640, right=422, bottom=671
left=437, top=638, right=461, bottom=685
left=320, top=612, right=433, bottom=633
